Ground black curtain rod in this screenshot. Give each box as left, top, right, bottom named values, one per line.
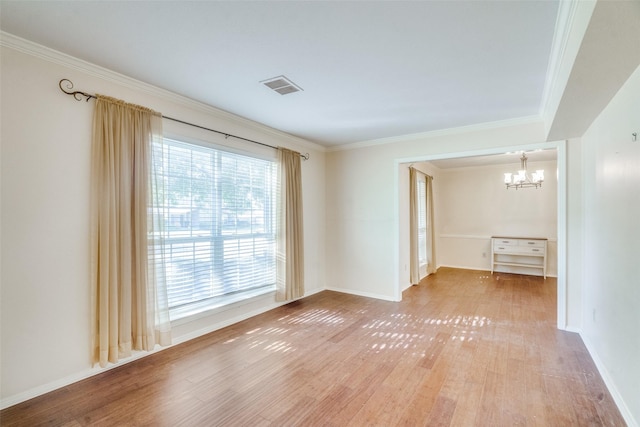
left=58, top=79, right=309, bottom=160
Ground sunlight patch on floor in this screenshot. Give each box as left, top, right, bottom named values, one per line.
left=361, top=314, right=490, bottom=353
left=280, top=308, right=346, bottom=326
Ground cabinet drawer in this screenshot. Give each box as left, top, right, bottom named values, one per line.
left=493, top=238, right=517, bottom=247
left=518, top=239, right=545, bottom=248
left=493, top=244, right=514, bottom=253
left=494, top=245, right=545, bottom=256
left=521, top=246, right=545, bottom=255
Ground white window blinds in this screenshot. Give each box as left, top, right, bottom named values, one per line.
left=152, top=138, right=276, bottom=313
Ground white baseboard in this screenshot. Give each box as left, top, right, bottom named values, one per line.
left=172, top=287, right=325, bottom=345
left=580, top=333, right=638, bottom=427
left=1, top=348, right=161, bottom=410
left=438, top=264, right=491, bottom=272
left=325, top=286, right=398, bottom=302
left=0, top=287, right=325, bottom=410
left=437, top=264, right=559, bottom=279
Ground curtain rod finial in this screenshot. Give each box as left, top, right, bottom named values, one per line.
left=59, top=78, right=95, bottom=102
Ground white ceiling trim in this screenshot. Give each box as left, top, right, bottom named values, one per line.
left=547, top=1, right=640, bottom=141
left=326, top=114, right=543, bottom=153
left=539, top=0, right=580, bottom=120
left=0, top=31, right=326, bottom=154
left=433, top=158, right=557, bottom=173
left=540, top=0, right=597, bottom=138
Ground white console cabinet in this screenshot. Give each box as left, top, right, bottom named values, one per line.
left=491, top=237, right=547, bottom=278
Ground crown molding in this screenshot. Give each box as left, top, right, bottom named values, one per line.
left=539, top=0, right=580, bottom=121
left=539, top=0, right=598, bottom=137
left=327, top=115, right=543, bottom=152
left=0, top=31, right=325, bottom=154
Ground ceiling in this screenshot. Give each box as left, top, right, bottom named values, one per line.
left=0, top=0, right=560, bottom=147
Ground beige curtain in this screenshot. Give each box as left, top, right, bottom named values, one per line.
left=426, top=175, right=436, bottom=275
left=410, top=167, right=436, bottom=284
left=276, top=147, right=304, bottom=301
left=90, top=95, right=171, bottom=367
left=409, top=167, right=420, bottom=284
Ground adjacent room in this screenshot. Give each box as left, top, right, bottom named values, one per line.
left=399, top=149, right=558, bottom=283
left=1, top=1, right=639, bottom=425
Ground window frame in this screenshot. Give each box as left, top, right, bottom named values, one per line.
left=155, top=132, right=279, bottom=322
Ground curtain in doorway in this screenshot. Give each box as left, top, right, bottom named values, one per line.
left=425, top=174, right=436, bottom=275
left=275, top=147, right=304, bottom=301
left=90, top=95, right=171, bottom=367
left=409, top=167, right=420, bottom=284
left=409, top=167, right=436, bottom=284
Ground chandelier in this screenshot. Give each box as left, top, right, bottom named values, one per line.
left=504, top=152, right=544, bottom=189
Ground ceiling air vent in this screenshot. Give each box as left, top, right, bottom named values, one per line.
left=261, top=75, right=303, bottom=95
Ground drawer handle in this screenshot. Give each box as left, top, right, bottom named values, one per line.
left=501, top=240, right=509, bottom=243
left=497, top=246, right=506, bottom=250
left=528, top=242, right=535, bottom=245
left=532, top=249, right=540, bottom=252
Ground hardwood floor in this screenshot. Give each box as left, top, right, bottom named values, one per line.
left=1, top=268, right=626, bottom=426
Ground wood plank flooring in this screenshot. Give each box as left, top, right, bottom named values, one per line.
left=1, top=268, right=626, bottom=426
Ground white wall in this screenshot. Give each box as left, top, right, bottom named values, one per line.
left=565, top=137, right=583, bottom=330
left=580, top=64, right=640, bottom=426
left=434, top=160, right=558, bottom=276
left=325, top=120, right=550, bottom=301
left=0, top=42, right=326, bottom=406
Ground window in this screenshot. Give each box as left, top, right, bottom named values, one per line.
left=417, top=177, right=427, bottom=266
left=152, top=138, right=277, bottom=319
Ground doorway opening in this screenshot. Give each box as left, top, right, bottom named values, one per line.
left=394, top=140, right=567, bottom=329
